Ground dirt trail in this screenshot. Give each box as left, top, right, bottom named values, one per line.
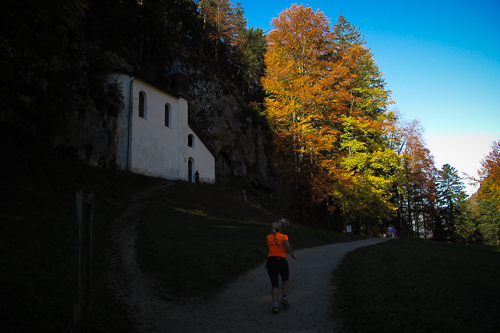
left=108, top=185, right=395, bottom=333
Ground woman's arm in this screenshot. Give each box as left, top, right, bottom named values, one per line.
left=283, top=239, right=297, bottom=259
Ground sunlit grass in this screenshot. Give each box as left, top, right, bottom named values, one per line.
left=0, top=214, right=29, bottom=220
left=213, top=225, right=245, bottom=229
left=172, top=207, right=217, bottom=218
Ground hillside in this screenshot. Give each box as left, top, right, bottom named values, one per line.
left=1, top=123, right=162, bottom=331
left=1, top=125, right=365, bottom=332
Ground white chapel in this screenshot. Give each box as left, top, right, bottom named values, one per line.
left=110, top=63, right=215, bottom=183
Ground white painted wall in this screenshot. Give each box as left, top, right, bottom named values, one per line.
left=186, top=131, right=217, bottom=183
left=111, top=74, right=215, bottom=183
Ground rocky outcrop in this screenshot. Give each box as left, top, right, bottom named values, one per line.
left=185, top=69, right=292, bottom=206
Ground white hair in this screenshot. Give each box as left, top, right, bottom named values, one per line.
left=271, top=221, right=281, bottom=231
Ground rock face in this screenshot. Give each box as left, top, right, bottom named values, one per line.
left=186, top=71, right=292, bottom=209
left=189, top=79, right=260, bottom=180
left=47, top=72, right=126, bottom=170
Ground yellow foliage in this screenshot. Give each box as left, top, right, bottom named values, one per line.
left=262, top=4, right=401, bottom=221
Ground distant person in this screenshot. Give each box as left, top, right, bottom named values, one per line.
left=387, top=226, right=392, bottom=237
left=391, top=226, right=397, bottom=237
left=266, top=221, right=297, bottom=314
left=195, top=170, right=200, bottom=183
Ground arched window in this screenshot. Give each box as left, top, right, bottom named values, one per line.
left=188, top=134, right=195, bottom=147
left=138, top=91, right=147, bottom=118
left=164, top=103, right=171, bottom=127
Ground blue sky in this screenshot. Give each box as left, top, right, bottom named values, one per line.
left=241, top=0, right=500, bottom=194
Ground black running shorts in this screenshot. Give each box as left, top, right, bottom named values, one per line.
left=265, top=256, right=289, bottom=288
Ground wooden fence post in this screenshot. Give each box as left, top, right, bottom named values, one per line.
left=74, top=191, right=94, bottom=333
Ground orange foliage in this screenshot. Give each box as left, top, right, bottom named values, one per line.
left=262, top=4, right=400, bottom=220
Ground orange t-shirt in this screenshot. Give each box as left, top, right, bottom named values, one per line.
left=267, top=232, right=288, bottom=257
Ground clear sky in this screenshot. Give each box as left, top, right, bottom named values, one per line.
left=241, top=0, right=500, bottom=194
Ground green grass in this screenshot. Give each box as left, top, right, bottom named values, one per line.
left=332, top=238, right=500, bottom=333
left=136, top=181, right=366, bottom=297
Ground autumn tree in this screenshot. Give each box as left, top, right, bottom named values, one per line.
left=477, top=140, right=500, bottom=209
left=327, top=15, right=400, bottom=233
left=262, top=4, right=337, bottom=209
left=262, top=5, right=400, bottom=228
left=474, top=139, right=500, bottom=244
left=331, top=113, right=401, bottom=234
left=394, top=118, right=438, bottom=238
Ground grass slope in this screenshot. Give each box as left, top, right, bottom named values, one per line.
left=1, top=126, right=365, bottom=332
left=333, top=238, right=500, bottom=333
left=136, top=182, right=365, bottom=298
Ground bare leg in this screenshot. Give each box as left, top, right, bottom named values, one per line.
left=282, top=280, right=289, bottom=297
left=272, top=287, right=279, bottom=303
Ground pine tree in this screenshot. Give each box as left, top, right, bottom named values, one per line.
left=332, top=13, right=365, bottom=46
left=240, top=27, right=267, bottom=93
left=476, top=199, right=500, bottom=244
left=329, top=15, right=399, bottom=233
left=197, top=0, right=247, bottom=64
left=435, top=164, right=468, bottom=241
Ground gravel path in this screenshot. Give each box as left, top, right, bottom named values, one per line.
left=108, top=185, right=395, bottom=333
left=158, top=237, right=394, bottom=333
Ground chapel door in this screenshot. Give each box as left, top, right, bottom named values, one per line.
left=188, top=159, right=193, bottom=182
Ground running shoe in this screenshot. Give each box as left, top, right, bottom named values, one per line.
left=272, top=305, right=279, bottom=314
left=281, top=298, right=290, bottom=308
